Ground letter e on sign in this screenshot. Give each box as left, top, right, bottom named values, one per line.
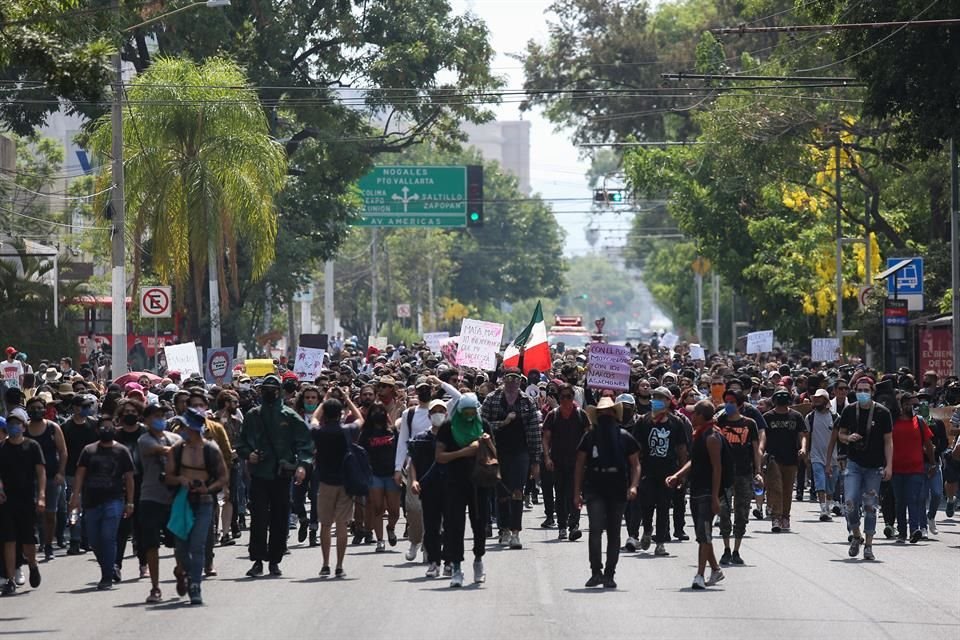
left=140, top=287, right=172, bottom=318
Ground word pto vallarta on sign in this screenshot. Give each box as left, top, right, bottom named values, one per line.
left=356, top=165, right=471, bottom=227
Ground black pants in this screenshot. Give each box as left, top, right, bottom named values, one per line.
left=421, top=486, right=444, bottom=564
left=541, top=467, right=555, bottom=519
left=290, top=465, right=317, bottom=527
left=249, top=476, right=291, bottom=564
left=585, top=492, right=626, bottom=576
left=554, top=465, right=581, bottom=530
left=880, top=480, right=896, bottom=528
left=672, top=479, right=687, bottom=535
left=641, top=475, right=672, bottom=543
left=443, top=481, right=489, bottom=564
left=115, top=484, right=145, bottom=569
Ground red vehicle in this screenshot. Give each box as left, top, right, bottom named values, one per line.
left=71, top=295, right=181, bottom=365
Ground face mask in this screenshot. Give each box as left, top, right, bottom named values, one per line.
left=98, top=427, right=115, bottom=443
left=773, top=395, right=790, bottom=406
left=304, top=402, right=318, bottom=413
left=81, top=407, right=95, bottom=418
left=149, top=418, right=167, bottom=432
left=430, top=413, right=446, bottom=427
left=121, top=414, right=139, bottom=426
left=856, top=392, right=872, bottom=406
left=417, top=388, right=432, bottom=403
left=239, top=383, right=251, bottom=391
left=651, top=399, right=667, bottom=412
left=724, top=402, right=738, bottom=416
left=918, top=402, right=930, bottom=420
left=261, top=389, right=279, bottom=404
left=27, top=408, right=45, bottom=421
left=6, top=423, right=23, bottom=438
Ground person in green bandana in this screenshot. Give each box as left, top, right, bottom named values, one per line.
left=435, top=393, right=492, bottom=588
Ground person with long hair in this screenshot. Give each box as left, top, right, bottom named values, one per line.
left=358, top=403, right=400, bottom=552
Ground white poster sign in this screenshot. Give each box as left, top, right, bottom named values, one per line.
left=811, top=338, right=840, bottom=363
left=456, top=319, right=504, bottom=370
left=164, top=342, right=201, bottom=377
left=423, top=331, right=450, bottom=353
left=293, top=346, right=326, bottom=381
left=689, top=344, right=706, bottom=361
left=746, top=330, right=774, bottom=355
left=660, top=333, right=679, bottom=350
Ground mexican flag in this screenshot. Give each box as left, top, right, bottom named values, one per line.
left=503, top=301, right=551, bottom=374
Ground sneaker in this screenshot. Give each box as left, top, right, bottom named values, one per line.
left=498, top=530, right=510, bottom=545
left=895, top=535, right=906, bottom=544
left=473, top=560, right=485, bottom=584
left=220, top=533, right=236, bottom=547
left=654, top=543, right=669, bottom=557
left=674, top=531, right=690, bottom=541
left=928, top=517, right=939, bottom=535
left=624, top=536, right=638, bottom=552
left=585, top=573, right=603, bottom=588
left=920, top=529, right=930, bottom=541
left=691, top=574, right=706, bottom=590
left=568, top=528, right=583, bottom=542
left=351, top=531, right=365, bottom=546
left=425, top=563, right=439, bottom=578
left=752, top=508, right=763, bottom=520
left=883, top=525, right=895, bottom=539
left=781, top=517, right=791, bottom=532
left=771, top=518, right=781, bottom=533
left=334, top=567, right=346, bottom=579
left=730, top=550, right=744, bottom=565
left=204, top=566, right=217, bottom=577
left=189, top=583, right=202, bottom=605
left=309, top=530, right=317, bottom=547
left=28, top=564, right=40, bottom=588
left=268, top=562, right=282, bottom=577
left=848, top=537, right=863, bottom=557
left=558, top=528, right=568, bottom=540
left=719, top=549, right=732, bottom=566
left=387, top=527, right=398, bottom=547
left=44, top=544, right=54, bottom=561
left=67, top=545, right=83, bottom=556
left=640, top=533, right=652, bottom=551
left=449, top=570, right=464, bottom=588
left=707, top=568, right=725, bottom=586
left=375, top=540, right=386, bottom=553
left=509, top=532, right=522, bottom=549
left=363, top=531, right=374, bottom=545
left=541, top=517, right=556, bottom=529
left=298, top=519, right=308, bottom=543
left=832, top=504, right=843, bottom=517
left=139, top=564, right=149, bottom=579
left=819, top=512, right=833, bottom=522
left=524, top=496, right=532, bottom=510
left=862, top=545, right=875, bottom=561
left=910, top=529, right=923, bottom=544
left=1, top=579, right=16, bottom=596
left=246, top=560, right=264, bottom=578
left=319, top=566, right=331, bottom=578
left=405, top=542, right=420, bottom=562
left=602, top=575, right=617, bottom=589
left=946, top=499, right=956, bottom=518
left=112, top=566, right=121, bottom=583
left=146, top=587, right=162, bottom=604
left=96, top=579, right=113, bottom=591
left=175, top=566, right=188, bottom=595
left=14, top=567, right=25, bottom=586
left=442, top=563, right=453, bottom=577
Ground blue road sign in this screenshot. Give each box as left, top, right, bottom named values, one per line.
left=886, top=257, right=923, bottom=296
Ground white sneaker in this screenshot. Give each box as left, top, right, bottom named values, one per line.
left=14, top=568, right=25, bottom=586
left=498, top=530, right=510, bottom=545
left=707, top=568, right=725, bottom=586
left=425, top=563, right=439, bottom=578
left=691, top=574, right=706, bottom=590
left=405, top=542, right=420, bottom=562
left=509, top=532, right=522, bottom=549
left=473, top=560, right=485, bottom=583
left=654, top=543, right=669, bottom=556
left=450, top=570, right=464, bottom=588
left=928, top=517, right=939, bottom=535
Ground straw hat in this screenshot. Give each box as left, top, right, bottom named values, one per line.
left=584, top=396, right=623, bottom=425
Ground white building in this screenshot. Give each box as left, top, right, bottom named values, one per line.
left=462, top=120, right=531, bottom=194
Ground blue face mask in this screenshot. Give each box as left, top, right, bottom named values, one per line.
left=651, top=399, right=667, bottom=412
left=149, top=418, right=167, bottom=432
left=856, top=392, right=872, bottom=405
left=81, top=407, right=95, bottom=417
left=5, top=423, right=23, bottom=438
left=724, top=402, right=738, bottom=416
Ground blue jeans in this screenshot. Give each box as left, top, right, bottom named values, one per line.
left=811, top=461, right=838, bottom=495
left=843, top=461, right=883, bottom=536
left=174, top=500, right=214, bottom=586
left=66, top=476, right=84, bottom=546
left=85, top=499, right=124, bottom=581
left=891, top=473, right=925, bottom=536
left=925, top=466, right=943, bottom=519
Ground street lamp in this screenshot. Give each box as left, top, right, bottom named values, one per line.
left=110, top=0, right=230, bottom=375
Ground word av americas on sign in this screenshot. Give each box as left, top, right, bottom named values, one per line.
left=356, top=165, right=475, bottom=227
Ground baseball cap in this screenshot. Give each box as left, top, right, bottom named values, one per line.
left=813, top=388, right=830, bottom=400
left=428, top=399, right=447, bottom=412
left=651, top=386, right=672, bottom=399
left=503, top=367, right=523, bottom=379
left=616, top=393, right=636, bottom=406
left=182, top=407, right=207, bottom=431
left=7, top=407, right=29, bottom=424
left=5, top=346, right=16, bottom=356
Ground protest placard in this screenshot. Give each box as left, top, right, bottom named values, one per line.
left=587, top=343, right=631, bottom=391
left=440, top=336, right=459, bottom=366
left=423, top=331, right=450, bottom=353
left=746, top=330, right=774, bottom=355
left=457, top=319, right=504, bottom=370
left=293, top=346, right=326, bottom=381
left=164, top=342, right=201, bottom=377
left=689, top=344, right=706, bottom=361
left=204, top=347, right=234, bottom=384
left=369, top=336, right=388, bottom=351
left=660, top=333, right=679, bottom=350
left=811, top=338, right=840, bottom=363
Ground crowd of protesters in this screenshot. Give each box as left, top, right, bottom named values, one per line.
left=0, top=339, right=958, bottom=602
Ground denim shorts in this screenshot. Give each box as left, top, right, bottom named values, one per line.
left=44, top=478, right=63, bottom=514
left=370, top=475, right=400, bottom=492
left=811, top=462, right=838, bottom=494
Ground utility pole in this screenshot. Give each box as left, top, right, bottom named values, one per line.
left=695, top=272, right=703, bottom=344
left=835, top=141, right=844, bottom=352
left=110, top=0, right=127, bottom=376
left=370, top=228, right=378, bottom=336
left=324, top=260, right=335, bottom=337
left=864, top=195, right=874, bottom=368
left=711, top=272, right=720, bottom=353
left=951, top=139, right=960, bottom=376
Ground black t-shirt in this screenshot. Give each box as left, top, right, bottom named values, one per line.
left=408, top=430, right=441, bottom=488
left=762, top=409, right=807, bottom=465
left=576, top=427, right=639, bottom=496
left=837, top=402, right=893, bottom=468
left=634, top=414, right=688, bottom=479
left=76, top=443, right=134, bottom=508
left=312, top=422, right=360, bottom=486
left=436, top=419, right=492, bottom=485
left=0, top=439, right=45, bottom=505
left=689, top=429, right=722, bottom=498
left=115, top=425, right=146, bottom=475
left=62, top=418, right=98, bottom=476
left=358, top=425, right=397, bottom=478
left=542, top=407, right=588, bottom=468
left=717, top=414, right=759, bottom=476
left=493, top=396, right=526, bottom=455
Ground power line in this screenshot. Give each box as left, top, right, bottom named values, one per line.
left=0, top=173, right=112, bottom=200
left=712, top=15, right=956, bottom=35
left=0, top=203, right=111, bottom=230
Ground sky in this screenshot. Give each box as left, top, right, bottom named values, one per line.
left=450, top=0, right=631, bottom=256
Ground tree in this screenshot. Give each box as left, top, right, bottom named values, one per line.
left=88, top=57, right=287, bottom=343
left=0, top=134, right=68, bottom=237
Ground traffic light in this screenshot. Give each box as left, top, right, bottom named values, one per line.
left=466, top=165, right=484, bottom=227
left=593, top=188, right=626, bottom=204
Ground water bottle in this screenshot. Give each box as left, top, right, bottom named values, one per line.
left=68, top=508, right=80, bottom=527
left=753, top=483, right=764, bottom=497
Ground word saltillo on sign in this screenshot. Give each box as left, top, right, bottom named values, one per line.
left=587, top=343, right=631, bottom=391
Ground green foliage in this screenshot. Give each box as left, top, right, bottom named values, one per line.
left=0, top=134, right=67, bottom=236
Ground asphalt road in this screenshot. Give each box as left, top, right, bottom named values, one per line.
left=3, top=499, right=959, bottom=640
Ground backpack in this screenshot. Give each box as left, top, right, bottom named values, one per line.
left=471, top=436, right=501, bottom=489
left=173, top=440, right=221, bottom=481
left=342, top=429, right=372, bottom=497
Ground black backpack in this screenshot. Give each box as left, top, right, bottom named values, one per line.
left=342, top=430, right=372, bottom=497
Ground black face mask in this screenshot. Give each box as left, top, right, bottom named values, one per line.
left=98, top=427, right=115, bottom=443
left=773, top=395, right=790, bottom=406
left=261, top=389, right=279, bottom=404
left=638, top=393, right=651, bottom=401
left=417, top=388, right=432, bottom=403
left=27, top=408, right=45, bottom=421
left=121, top=414, right=139, bottom=426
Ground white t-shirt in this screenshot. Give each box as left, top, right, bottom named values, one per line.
left=2, top=360, right=23, bottom=387
left=393, top=381, right=462, bottom=471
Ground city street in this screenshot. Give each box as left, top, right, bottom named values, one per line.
left=4, top=500, right=959, bottom=639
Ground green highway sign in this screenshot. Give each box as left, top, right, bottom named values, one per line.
left=355, top=165, right=470, bottom=227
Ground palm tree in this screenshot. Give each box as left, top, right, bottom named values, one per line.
left=89, top=57, right=287, bottom=346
